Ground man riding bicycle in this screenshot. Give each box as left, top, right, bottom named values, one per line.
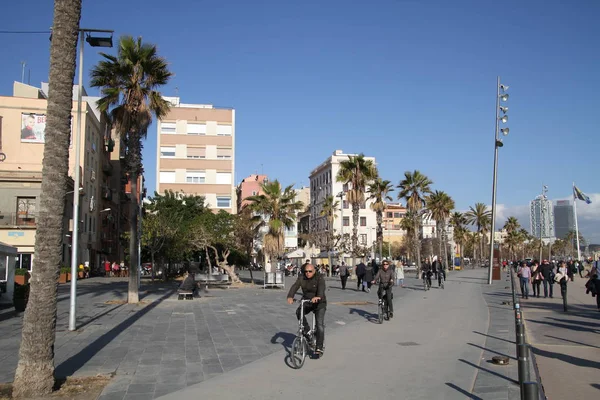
left=422, top=261, right=433, bottom=288
left=372, top=260, right=395, bottom=319
left=287, top=263, right=326, bottom=356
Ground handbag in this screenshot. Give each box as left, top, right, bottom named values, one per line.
left=554, top=272, right=564, bottom=283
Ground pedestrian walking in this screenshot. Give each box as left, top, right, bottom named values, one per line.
left=517, top=262, right=531, bottom=299
left=395, top=262, right=405, bottom=287
left=356, top=261, right=366, bottom=291
left=531, top=260, right=543, bottom=298
left=363, top=262, right=374, bottom=293
left=540, top=259, right=554, bottom=298
left=338, top=262, right=349, bottom=290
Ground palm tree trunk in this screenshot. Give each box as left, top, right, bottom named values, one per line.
left=351, top=203, right=360, bottom=255
left=376, top=211, right=383, bottom=260
left=13, top=1, right=82, bottom=397
left=128, top=170, right=140, bottom=303
left=437, top=223, right=443, bottom=267
left=414, top=219, right=422, bottom=276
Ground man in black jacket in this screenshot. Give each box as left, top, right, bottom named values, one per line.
left=356, top=261, right=366, bottom=291
left=287, top=264, right=327, bottom=356
left=540, top=260, right=554, bottom=298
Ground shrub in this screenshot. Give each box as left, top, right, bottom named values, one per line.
left=13, top=282, right=30, bottom=312
left=15, top=268, right=29, bottom=276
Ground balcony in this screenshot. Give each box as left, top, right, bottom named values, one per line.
left=0, top=212, right=37, bottom=227
left=102, top=162, right=113, bottom=176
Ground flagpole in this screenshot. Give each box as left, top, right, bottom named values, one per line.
left=573, top=182, right=581, bottom=261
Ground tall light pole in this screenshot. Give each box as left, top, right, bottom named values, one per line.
left=488, top=76, right=510, bottom=285
left=538, top=185, right=548, bottom=262
left=68, top=28, right=113, bottom=332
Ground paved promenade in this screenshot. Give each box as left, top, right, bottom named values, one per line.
left=520, top=273, right=599, bottom=400
left=0, top=268, right=546, bottom=400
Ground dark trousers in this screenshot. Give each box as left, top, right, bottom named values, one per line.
left=357, top=275, right=364, bottom=290
left=340, top=275, right=348, bottom=289
left=296, top=302, right=326, bottom=349
left=595, top=280, right=600, bottom=310
left=532, top=280, right=541, bottom=297
left=378, top=286, right=393, bottom=313
left=542, top=279, right=553, bottom=297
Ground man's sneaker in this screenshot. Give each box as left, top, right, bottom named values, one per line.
left=315, top=348, right=324, bottom=357
left=389, top=312, right=394, bottom=318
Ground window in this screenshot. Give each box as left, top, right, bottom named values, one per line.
left=16, top=197, right=36, bottom=226
left=19, top=254, right=32, bottom=272
left=217, top=125, right=232, bottom=136
left=360, top=201, right=366, bottom=209
left=187, top=123, right=206, bottom=135
left=161, top=122, right=176, bottom=134
left=216, top=172, right=232, bottom=185
left=360, top=234, right=367, bottom=245
left=216, top=196, right=231, bottom=208
left=343, top=217, right=350, bottom=227
left=0, top=255, right=7, bottom=281
left=160, top=146, right=176, bottom=158
left=187, top=147, right=206, bottom=159
left=360, top=217, right=366, bottom=226
left=386, top=212, right=393, bottom=218
left=252, top=191, right=257, bottom=196
left=343, top=200, right=349, bottom=209
left=186, top=171, right=206, bottom=183
left=216, top=147, right=232, bottom=159
left=343, top=183, right=348, bottom=192
left=159, top=171, right=175, bottom=183
left=394, top=212, right=403, bottom=218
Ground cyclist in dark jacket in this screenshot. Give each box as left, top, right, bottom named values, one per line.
left=372, top=260, right=395, bottom=319
left=287, top=264, right=327, bottom=356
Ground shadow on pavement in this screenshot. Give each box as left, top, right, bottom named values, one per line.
left=467, top=342, right=516, bottom=360
left=54, top=288, right=175, bottom=378
left=270, top=331, right=295, bottom=353
left=445, top=383, right=483, bottom=400
left=545, top=316, right=600, bottom=328
left=348, top=307, right=378, bottom=323
left=591, top=384, right=600, bottom=391
left=545, top=335, right=600, bottom=349
left=473, top=331, right=515, bottom=344
left=527, top=319, right=599, bottom=334
left=76, top=303, right=125, bottom=330
left=459, top=358, right=518, bottom=385
left=530, top=346, right=600, bottom=370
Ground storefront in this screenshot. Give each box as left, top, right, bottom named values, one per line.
left=0, top=241, right=19, bottom=304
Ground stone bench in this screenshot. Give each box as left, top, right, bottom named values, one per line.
left=178, top=292, right=194, bottom=300
left=195, top=273, right=231, bottom=287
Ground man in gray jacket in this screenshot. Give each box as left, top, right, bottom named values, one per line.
left=372, top=260, right=395, bottom=319
left=338, top=262, right=349, bottom=290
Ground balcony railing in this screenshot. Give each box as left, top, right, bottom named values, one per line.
left=0, top=212, right=38, bottom=227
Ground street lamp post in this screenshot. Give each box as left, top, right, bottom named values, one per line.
left=68, top=29, right=113, bottom=332
left=539, top=185, right=548, bottom=262
left=488, top=76, right=510, bottom=285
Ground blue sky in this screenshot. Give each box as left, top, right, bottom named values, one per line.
left=1, top=0, right=599, bottom=240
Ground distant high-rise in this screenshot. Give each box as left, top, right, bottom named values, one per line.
left=530, top=195, right=555, bottom=242
left=554, top=200, right=574, bottom=239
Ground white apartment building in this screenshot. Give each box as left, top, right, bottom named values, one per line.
left=309, top=150, right=377, bottom=249
left=156, top=97, right=235, bottom=213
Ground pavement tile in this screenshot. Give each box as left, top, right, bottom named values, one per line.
left=98, top=391, right=126, bottom=400
left=126, top=383, right=155, bottom=393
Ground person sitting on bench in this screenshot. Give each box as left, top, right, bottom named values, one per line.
left=178, top=271, right=197, bottom=297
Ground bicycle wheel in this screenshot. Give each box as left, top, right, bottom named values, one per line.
left=378, top=302, right=384, bottom=324
left=291, top=336, right=307, bottom=369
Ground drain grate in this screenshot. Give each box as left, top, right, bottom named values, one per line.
left=397, top=341, right=420, bottom=347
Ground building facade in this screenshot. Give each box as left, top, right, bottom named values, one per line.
left=382, top=203, right=406, bottom=244
left=156, top=97, right=235, bottom=213
left=554, top=200, right=574, bottom=240
left=0, top=82, right=124, bottom=272
left=530, top=195, right=555, bottom=243
left=236, top=174, right=268, bottom=210
left=309, top=150, right=377, bottom=251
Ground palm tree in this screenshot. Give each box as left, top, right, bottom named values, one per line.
left=397, top=170, right=433, bottom=274
left=12, top=1, right=82, bottom=397
left=336, top=154, right=377, bottom=256
left=503, top=216, right=521, bottom=234
left=426, top=191, right=455, bottom=269
left=399, top=210, right=417, bottom=260
left=465, top=202, right=491, bottom=262
left=449, top=212, right=467, bottom=262
left=246, top=180, right=304, bottom=268
left=90, top=36, right=172, bottom=303
left=367, top=177, right=394, bottom=260
left=320, top=195, right=339, bottom=273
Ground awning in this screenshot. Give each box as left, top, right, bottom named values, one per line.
left=284, top=249, right=306, bottom=259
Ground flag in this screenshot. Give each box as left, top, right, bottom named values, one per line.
left=573, top=185, right=592, bottom=204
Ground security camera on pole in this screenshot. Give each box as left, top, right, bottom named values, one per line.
left=488, top=77, right=510, bottom=285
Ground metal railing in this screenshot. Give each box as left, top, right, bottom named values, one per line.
left=0, top=212, right=37, bottom=227
left=510, top=266, right=542, bottom=399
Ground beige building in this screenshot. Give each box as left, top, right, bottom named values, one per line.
left=156, top=97, right=236, bottom=213
left=0, top=81, right=124, bottom=271
left=383, top=203, right=407, bottom=244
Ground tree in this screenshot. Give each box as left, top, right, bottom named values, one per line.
left=13, top=1, right=82, bottom=397
left=368, top=177, right=394, bottom=260
left=246, top=180, right=304, bottom=268
left=336, top=154, right=377, bottom=256
left=319, top=195, right=339, bottom=275
left=449, top=211, right=467, bottom=262
left=397, top=170, right=433, bottom=274
left=140, top=211, right=178, bottom=280
left=465, top=202, right=491, bottom=262
left=399, top=210, right=417, bottom=260
left=90, top=36, right=172, bottom=303
left=503, top=216, right=520, bottom=234
left=426, top=191, right=455, bottom=269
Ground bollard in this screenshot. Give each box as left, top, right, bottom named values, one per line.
left=517, top=344, right=530, bottom=386
left=522, top=382, right=539, bottom=400
left=516, top=323, right=525, bottom=346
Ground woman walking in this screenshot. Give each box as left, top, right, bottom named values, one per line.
left=395, top=261, right=405, bottom=287
left=517, top=261, right=531, bottom=300
left=531, top=260, right=543, bottom=298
